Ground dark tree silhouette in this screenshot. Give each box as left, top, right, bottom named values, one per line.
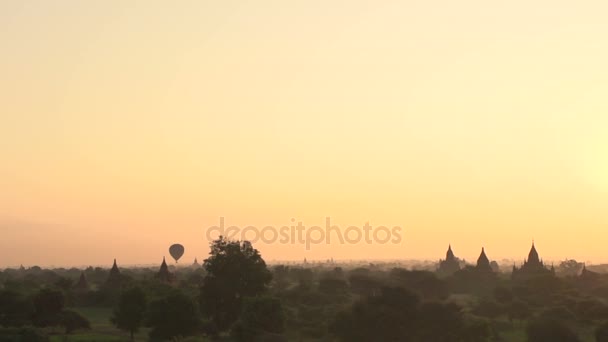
left=272, top=265, right=290, bottom=292
left=200, top=237, right=272, bottom=331
left=526, top=317, right=581, bottom=342
left=508, top=299, right=531, bottom=323
left=292, top=267, right=314, bottom=290
left=330, top=287, right=420, bottom=342
left=146, top=290, right=201, bottom=342
left=0, top=290, right=34, bottom=327
left=231, top=296, right=285, bottom=342
left=319, top=277, right=349, bottom=295
left=32, top=288, right=65, bottom=327
left=493, top=286, right=513, bottom=304
left=111, top=287, right=147, bottom=341
left=472, top=298, right=504, bottom=320
left=61, top=310, right=90, bottom=334
left=330, top=286, right=487, bottom=342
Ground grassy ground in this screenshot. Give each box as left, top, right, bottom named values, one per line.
left=48, top=307, right=146, bottom=342
left=50, top=307, right=214, bottom=341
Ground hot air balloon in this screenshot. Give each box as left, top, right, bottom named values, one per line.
left=169, top=244, right=185, bottom=263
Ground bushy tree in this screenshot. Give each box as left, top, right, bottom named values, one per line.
left=508, top=299, right=531, bottom=323
left=319, top=277, right=349, bottom=295
left=558, top=260, right=584, bottom=277
left=330, top=287, right=420, bottom=341
left=200, top=237, right=272, bottom=331
left=292, top=268, right=314, bottom=290
left=60, top=310, right=90, bottom=334
left=493, top=286, right=513, bottom=304
left=473, top=298, right=504, bottom=320
left=272, top=265, right=290, bottom=292
left=526, top=317, right=580, bottom=342
left=231, top=296, right=285, bottom=341
left=390, top=269, right=448, bottom=300
left=32, top=288, right=65, bottom=327
left=330, top=286, right=473, bottom=341
left=0, top=290, right=34, bottom=327
left=111, top=287, right=147, bottom=341
left=146, top=290, right=201, bottom=341
left=0, top=327, right=49, bottom=342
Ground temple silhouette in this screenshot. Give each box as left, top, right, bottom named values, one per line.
left=437, top=242, right=560, bottom=278
left=105, top=259, right=123, bottom=287
left=511, top=242, right=555, bottom=279
left=476, top=247, right=493, bottom=272
left=156, top=257, right=175, bottom=283
left=75, top=271, right=89, bottom=291
left=437, top=245, right=461, bottom=275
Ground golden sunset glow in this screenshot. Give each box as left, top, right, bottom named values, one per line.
left=1, top=1, right=608, bottom=267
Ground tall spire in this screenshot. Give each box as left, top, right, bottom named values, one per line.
left=106, top=259, right=122, bottom=287
left=157, top=257, right=173, bottom=283
left=75, top=271, right=89, bottom=290
left=446, top=244, right=455, bottom=260
left=527, top=242, right=540, bottom=265
left=476, top=247, right=492, bottom=272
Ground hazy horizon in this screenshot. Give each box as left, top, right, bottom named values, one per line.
left=2, top=1, right=608, bottom=267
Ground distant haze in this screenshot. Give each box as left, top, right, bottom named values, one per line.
left=1, top=1, right=608, bottom=267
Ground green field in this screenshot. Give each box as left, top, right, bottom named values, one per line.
left=48, top=307, right=145, bottom=342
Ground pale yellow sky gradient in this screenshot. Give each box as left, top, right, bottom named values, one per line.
left=1, top=1, right=608, bottom=267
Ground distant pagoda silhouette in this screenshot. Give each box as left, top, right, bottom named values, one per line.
left=476, top=247, right=494, bottom=272
left=106, top=259, right=123, bottom=287
left=512, top=243, right=554, bottom=279
left=579, top=264, right=600, bottom=281
left=192, top=258, right=200, bottom=267
left=75, top=271, right=89, bottom=291
left=156, top=257, right=175, bottom=283
left=437, top=245, right=461, bottom=275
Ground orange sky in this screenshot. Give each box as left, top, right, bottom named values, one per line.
left=1, top=1, right=608, bottom=267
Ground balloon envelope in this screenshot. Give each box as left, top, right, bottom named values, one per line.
left=169, top=244, right=185, bottom=263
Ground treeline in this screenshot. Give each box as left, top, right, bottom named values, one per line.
left=3, top=239, right=608, bottom=341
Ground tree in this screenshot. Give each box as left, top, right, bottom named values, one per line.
left=231, top=296, right=285, bottom=342
left=558, top=260, right=584, bottom=277
left=292, top=267, right=314, bottom=290
left=473, top=298, right=504, bottom=320
left=493, top=286, right=513, bottom=304
left=390, top=269, right=448, bottom=300
left=330, top=286, right=474, bottom=341
left=32, top=288, right=65, bottom=327
left=329, top=287, right=420, bottom=342
left=0, top=327, right=49, bottom=342
left=0, top=290, right=34, bottom=327
left=348, top=273, right=381, bottom=297
left=526, top=317, right=580, bottom=342
left=61, top=310, right=90, bottom=334
left=319, top=277, right=349, bottom=295
left=146, top=290, right=201, bottom=341
left=508, top=299, right=531, bottom=324
left=272, top=265, right=290, bottom=292
left=111, top=287, right=147, bottom=341
left=200, top=237, right=272, bottom=331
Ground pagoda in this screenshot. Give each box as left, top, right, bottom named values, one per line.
left=106, top=259, right=123, bottom=286
left=512, top=243, right=554, bottom=279
left=75, top=272, right=89, bottom=291
left=156, top=257, right=175, bottom=283
left=437, top=245, right=461, bottom=275
left=476, top=248, right=493, bottom=272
